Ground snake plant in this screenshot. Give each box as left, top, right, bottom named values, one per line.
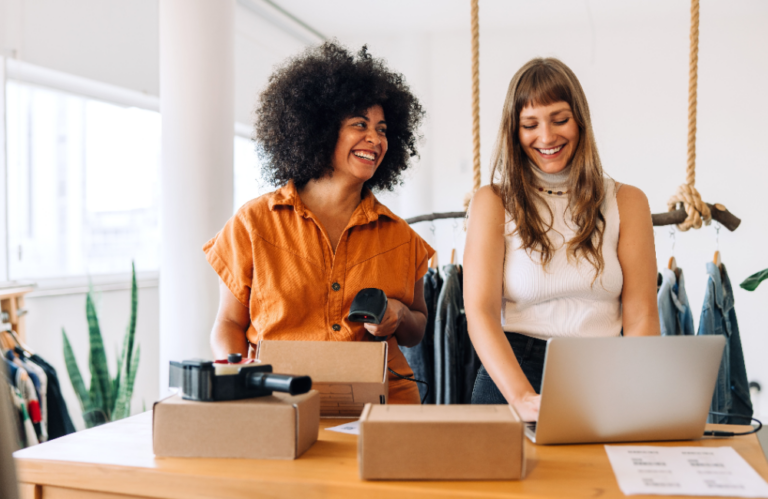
left=62, top=263, right=140, bottom=428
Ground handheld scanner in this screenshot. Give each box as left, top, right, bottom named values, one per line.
left=168, top=353, right=312, bottom=402
left=348, top=288, right=388, bottom=342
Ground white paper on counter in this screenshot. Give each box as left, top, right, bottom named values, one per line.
left=605, top=446, right=768, bottom=497
left=325, top=420, right=360, bottom=435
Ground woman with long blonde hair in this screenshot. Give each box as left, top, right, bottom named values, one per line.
left=464, top=58, right=660, bottom=421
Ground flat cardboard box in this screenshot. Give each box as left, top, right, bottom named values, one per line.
left=359, top=404, right=525, bottom=480
left=257, top=340, right=387, bottom=418
left=153, top=390, right=319, bottom=459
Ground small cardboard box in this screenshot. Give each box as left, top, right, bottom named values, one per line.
left=153, top=390, right=319, bottom=459
left=359, top=404, right=525, bottom=480
left=257, top=340, right=388, bottom=418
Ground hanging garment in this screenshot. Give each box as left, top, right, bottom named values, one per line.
left=19, top=355, right=48, bottom=442
left=400, top=267, right=442, bottom=404
left=698, top=263, right=752, bottom=425
left=5, top=384, right=23, bottom=449
left=12, top=366, right=39, bottom=447
left=455, top=268, right=480, bottom=404
left=434, top=264, right=463, bottom=404
left=28, top=354, right=75, bottom=439
left=657, top=267, right=695, bottom=336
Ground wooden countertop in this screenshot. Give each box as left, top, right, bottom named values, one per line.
left=14, top=411, right=768, bottom=499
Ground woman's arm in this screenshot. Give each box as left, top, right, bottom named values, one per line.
left=616, top=184, right=661, bottom=337
left=464, top=186, right=541, bottom=421
left=210, top=279, right=251, bottom=359
left=365, top=278, right=428, bottom=348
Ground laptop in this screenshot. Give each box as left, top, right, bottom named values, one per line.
left=526, top=335, right=726, bottom=445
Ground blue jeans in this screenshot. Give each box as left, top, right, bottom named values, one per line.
left=471, top=332, right=547, bottom=404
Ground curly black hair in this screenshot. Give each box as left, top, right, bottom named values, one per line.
left=254, top=41, right=425, bottom=191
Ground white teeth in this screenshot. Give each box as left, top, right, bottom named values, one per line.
left=539, top=145, right=564, bottom=155
left=354, top=151, right=376, bottom=161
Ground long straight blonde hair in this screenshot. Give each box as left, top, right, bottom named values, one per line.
left=491, top=58, right=607, bottom=278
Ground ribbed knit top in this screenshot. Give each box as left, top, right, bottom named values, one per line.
left=501, top=166, right=623, bottom=339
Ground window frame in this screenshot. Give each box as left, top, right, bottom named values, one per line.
left=1, top=58, right=252, bottom=296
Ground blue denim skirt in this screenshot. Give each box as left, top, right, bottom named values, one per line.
left=471, top=332, right=547, bottom=405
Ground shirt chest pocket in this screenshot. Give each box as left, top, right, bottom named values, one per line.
left=345, top=241, right=411, bottom=305
left=251, top=240, right=326, bottom=324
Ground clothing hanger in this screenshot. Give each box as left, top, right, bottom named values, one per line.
left=0, top=332, right=13, bottom=353
left=429, top=221, right=439, bottom=269
left=667, top=256, right=677, bottom=272
left=713, top=222, right=722, bottom=269
left=0, top=324, right=19, bottom=356
left=429, top=252, right=439, bottom=270
left=667, top=227, right=678, bottom=273
left=449, top=219, right=460, bottom=267
left=8, top=330, right=33, bottom=356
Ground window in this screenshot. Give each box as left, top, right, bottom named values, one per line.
left=5, top=77, right=268, bottom=281
left=233, top=132, right=271, bottom=212
left=6, top=81, right=162, bottom=279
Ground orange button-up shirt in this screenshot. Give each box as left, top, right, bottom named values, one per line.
left=203, top=180, right=434, bottom=404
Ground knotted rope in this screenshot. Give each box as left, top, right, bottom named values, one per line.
left=464, top=0, right=481, bottom=211
left=668, top=0, right=711, bottom=231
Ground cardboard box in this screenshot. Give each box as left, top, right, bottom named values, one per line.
left=359, top=404, right=525, bottom=480
left=153, top=390, right=319, bottom=459
left=257, top=340, right=387, bottom=418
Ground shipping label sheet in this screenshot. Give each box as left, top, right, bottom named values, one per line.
left=605, top=446, right=768, bottom=497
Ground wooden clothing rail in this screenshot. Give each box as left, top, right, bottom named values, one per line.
left=406, top=203, right=741, bottom=231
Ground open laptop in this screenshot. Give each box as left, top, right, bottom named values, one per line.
left=526, top=335, right=725, bottom=445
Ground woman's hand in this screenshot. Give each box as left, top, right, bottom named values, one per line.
left=511, top=392, right=542, bottom=422
left=363, top=298, right=407, bottom=340
left=362, top=282, right=428, bottom=348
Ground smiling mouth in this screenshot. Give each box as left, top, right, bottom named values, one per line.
left=536, top=145, right=565, bottom=156
left=353, top=151, right=377, bottom=162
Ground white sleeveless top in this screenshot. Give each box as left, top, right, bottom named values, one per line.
left=501, top=166, right=623, bottom=339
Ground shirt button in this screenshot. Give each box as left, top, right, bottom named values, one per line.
left=332, top=324, right=341, bottom=331
left=332, top=282, right=341, bottom=291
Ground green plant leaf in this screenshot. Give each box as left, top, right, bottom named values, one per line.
left=62, top=328, right=90, bottom=414
left=740, top=268, right=768, bottom=292
left=113, top=263, right=139, bottom=417
left=112, top=263, right=140, bottom=421
left=112, top=339, right=124, bottom=408
left=86, top=292, right=112, bottom=422
left=113, top=344, right=140, bottom=421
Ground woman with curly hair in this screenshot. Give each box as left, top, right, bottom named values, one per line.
left=203, top=42, right=431, bottom=404
left=464, top=58, right=660, bottom=420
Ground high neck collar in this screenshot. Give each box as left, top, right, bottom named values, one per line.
left=530, top=162, right=571, bottom=190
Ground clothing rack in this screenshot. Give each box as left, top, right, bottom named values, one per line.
left=406, top=203, right=741, bottom=231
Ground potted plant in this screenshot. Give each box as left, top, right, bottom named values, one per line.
left=62, top=263, right=140, bottom=428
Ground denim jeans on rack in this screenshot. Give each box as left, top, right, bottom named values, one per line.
left=698, top=263, right=753, bottom=425
left=471, top=332, right=547, bottom=404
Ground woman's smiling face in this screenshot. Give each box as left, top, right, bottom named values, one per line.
left=332, top=105, right=388, bottom=183
left=518, top=101, right=579, bottom=174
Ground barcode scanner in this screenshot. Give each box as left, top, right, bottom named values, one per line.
left=348, top=288, right=388, bottom=342
left=348, top=288, right=431, bottom=404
